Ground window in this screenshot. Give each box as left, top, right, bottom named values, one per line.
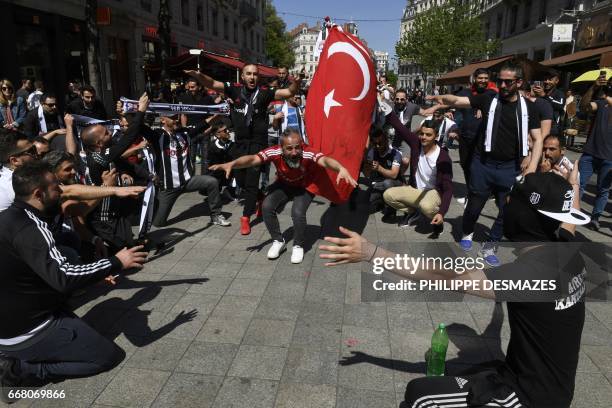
left=496, top=12, right=503, bottom=38
left=223, top=16, right=229, bottom=40
left=522, top=1, right=531, bottom=29
left=243, top=27, right=247, bottom=46
left=309, top=55, right=312, bottom=61
left=310, top=46, right=313, bottom=51
left=196, top=2, right=204, bottom=31
left=212, top=9, right=218, bottom=36
left=234, top=21, right=238, bottom=43
left=250, top=30, right=254, bottom=49
left=509, top=5, right=518, bottom=33
left=181, top=0, right=190, bottom=26
left=143, top=40, right=156, bottom=62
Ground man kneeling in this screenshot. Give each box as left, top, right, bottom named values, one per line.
left=0, top=161, right=147, bottom=402
left=210, top=129, right=356, bottom=263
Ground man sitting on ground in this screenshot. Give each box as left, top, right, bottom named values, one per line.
left=362, top=127, right=403, bottom=220
left=383, top=112, right=453, bottom=238
left=0, top=161, right=147, bottom=403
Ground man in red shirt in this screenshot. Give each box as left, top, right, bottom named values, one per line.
left=210, top=129, right=356, bottom=263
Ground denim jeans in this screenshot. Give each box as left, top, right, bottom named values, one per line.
left=463, top=155, right=520, bottom=242
left=262, top=182, right=314, bottom=246
left=578, top=153, right=612, bottom=220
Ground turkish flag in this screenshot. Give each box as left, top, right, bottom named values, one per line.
left=304, top=26, right=377, bottom=204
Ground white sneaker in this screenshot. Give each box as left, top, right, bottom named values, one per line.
left=267, top=240, right=286, bottom=259
left=291, top=245, right=304, bottom=264
left=456, top=197, right=466, bottom=204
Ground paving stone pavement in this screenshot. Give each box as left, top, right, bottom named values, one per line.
left=4, top=143, right=612, bottom=408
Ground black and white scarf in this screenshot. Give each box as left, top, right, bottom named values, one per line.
left=485, top=95, right=529, bottom=157
left=120, top=97, right=230, bottom=116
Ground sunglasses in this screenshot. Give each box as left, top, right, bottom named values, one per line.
left=395, top=98, right=406, bottom=102
left=1, top=87, right=13, bottom=91
left=496, top=78, right=518, bottom=86
left=12, top=145, right=38, bottom=158
left=43, top=103, right=57, bottom=107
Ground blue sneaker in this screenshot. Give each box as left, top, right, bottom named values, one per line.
left=479, top=243, right=500, bottom=267
left=459, top=239, right=472, bottom=251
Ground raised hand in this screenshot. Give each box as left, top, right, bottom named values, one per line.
left=115, top=245, right=148, bottom=270
left=138, top=93, right=149, bottom=112
left=319, top=226, right=372, bottom=266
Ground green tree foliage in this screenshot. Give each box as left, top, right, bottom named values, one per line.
left=264, top=1, right=295, bottom=67
left=396, top=0, right=499, bottom=81
left=385, top=70, right=398, bottom=88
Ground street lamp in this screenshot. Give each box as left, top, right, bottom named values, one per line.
left=189, top=49, right=203, bottom=71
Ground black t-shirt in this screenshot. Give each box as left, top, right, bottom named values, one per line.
left=224, top=83, right=276, bottom=146
left=179, top=92, right=215, bottom=126
left=66, top=99, right=108, bottom=120
left=484, top=240, right=585, bottom=408
left=456, top=88, right=497, bottom=141
left=532, top=97, right=553, bottom=124
left=544, top=88, right=565, bottom=136
left=469, top=94, right=539, bottom=162
left=582, top=100, right=612, bottom=161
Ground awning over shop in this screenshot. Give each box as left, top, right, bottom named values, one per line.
left=436, top=55, right=513, bottom=86
left=541, top=45, right=612, bottom=67
left=144, top=51, right=277, bottom=80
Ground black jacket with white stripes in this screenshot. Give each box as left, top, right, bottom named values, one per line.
left=0, top=200, right=121, bottom=338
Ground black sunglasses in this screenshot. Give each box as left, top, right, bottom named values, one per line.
left=12, top=145, right=38, bottom=158
left=43, top=103, right=57, bottom=107
left=1, top=87, right=12, bottom=91
left=496, top=78, right=518, bottom=86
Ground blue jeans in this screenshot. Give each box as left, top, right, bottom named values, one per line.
left=578, top=153, right=612, bottom=220
left=463, top=155, right=520, bottom=243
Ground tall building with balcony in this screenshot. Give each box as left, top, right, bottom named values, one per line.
left=0, top=0, right=268, bottom=112
left=289, top=22, right=321, bottom=80
left=479, top=0, right=598, bottom=62
left=374, top=50, right=389, bottom=74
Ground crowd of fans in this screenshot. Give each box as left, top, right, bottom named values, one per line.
left=0, top=58, right=609, bottom=404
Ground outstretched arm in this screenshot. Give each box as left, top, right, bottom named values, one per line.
left=317, top=156, right=358, bottom=187
left=426, top=94, right=472, bottom=109
left=184, top=70, right=226, bottom=93
left=318, top=226, right=494, bottom=299
left=209, top=154, right=263, bottom=179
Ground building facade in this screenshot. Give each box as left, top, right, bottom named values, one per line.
left=289, top=22, right=321, bottom=80
left=374, top=50, right=389, bottom=74
left=1, top=0, right=268, bottom=112
left=479, top=0, right=598, bottom=62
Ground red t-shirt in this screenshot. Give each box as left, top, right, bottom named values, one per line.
left=257, top=145, right=324, bottom=187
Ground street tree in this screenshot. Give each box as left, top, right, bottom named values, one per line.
left=264, top=1, right=295, bottom=68
left=396, top=0, right=498, bottom=90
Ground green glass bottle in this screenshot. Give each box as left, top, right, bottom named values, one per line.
left=426, top=323, right=448, bottom=376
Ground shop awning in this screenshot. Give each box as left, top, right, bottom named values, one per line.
left=256, top=64, right=279, bottom=78
left=202, top=52, right=244, bottom=70
left=541, top=45, right=612, bottom=67
left=436, top=55, right=514, bottom=85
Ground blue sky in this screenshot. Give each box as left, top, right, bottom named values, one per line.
left=271, top=0, right=407, bottom=69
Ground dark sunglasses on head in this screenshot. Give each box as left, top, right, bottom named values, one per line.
left=496, top=78, right=518, bottom=86
left=12, top=145, right=38, bottom=158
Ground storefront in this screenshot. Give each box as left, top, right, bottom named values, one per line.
left=0, top=3, right=86, bottom=109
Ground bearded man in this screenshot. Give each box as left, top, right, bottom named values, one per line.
left=210, top=129, right=356, bottom=264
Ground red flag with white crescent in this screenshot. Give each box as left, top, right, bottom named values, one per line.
left=304, top=26, right=377, bottom=203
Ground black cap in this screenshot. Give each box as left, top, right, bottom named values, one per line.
left=511, top=172, right=590, bottom=225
